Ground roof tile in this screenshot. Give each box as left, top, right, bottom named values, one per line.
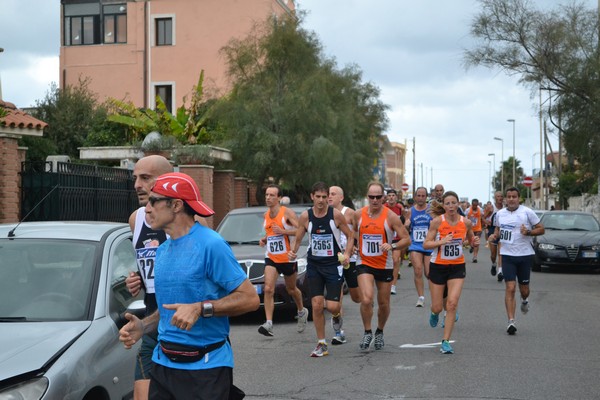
left=0, top=100, right=48, bottom=131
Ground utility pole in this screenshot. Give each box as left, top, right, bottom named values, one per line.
left=412, top=137, right=416, bottom=198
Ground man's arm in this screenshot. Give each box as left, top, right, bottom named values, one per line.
left=288, top=211, right=308, bottom=259
left=389, top=212, right=411, bottom=250
left=163, top=279, right=260, bottom=330
left=334, top=209, right=354, bottom=262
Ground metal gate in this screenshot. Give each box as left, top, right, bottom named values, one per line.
left=20, top=161, right=138, bottom=223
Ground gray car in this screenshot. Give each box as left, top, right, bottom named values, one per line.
left=0, top=221, right=142, bottom=399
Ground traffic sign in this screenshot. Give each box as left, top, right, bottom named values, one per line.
left=401, top=183, right=409, bottom=192
left=523, top=176, right=533, bottom=187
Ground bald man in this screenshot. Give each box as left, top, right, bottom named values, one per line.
left=328, top=185, right=361, bottom=345
left=125, top=155, right=207, bottom=400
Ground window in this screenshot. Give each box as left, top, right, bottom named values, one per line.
left=156, top=18, right=173, bottom=46
left=155, top=85, right=173, bottom=113
left=103, top=4, right=127, bottom=44
left=63, top=2, right=127, bottom=46
left=64, top=3, right=101, bottom=46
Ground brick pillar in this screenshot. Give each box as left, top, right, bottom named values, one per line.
left=0, top=135, right=21, bottom=223
left=213, top=170, right=236, bottom=228
left=179, top=165, right=214, bottom=229
left=248, top=181, right=260, bottom=206
left=234, top=177, right=249, bottom=209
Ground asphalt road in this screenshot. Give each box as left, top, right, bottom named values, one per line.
left=229, top=245, right=600, bottom=400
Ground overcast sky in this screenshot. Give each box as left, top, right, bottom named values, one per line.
left=1, top=0, right=595, bottom=203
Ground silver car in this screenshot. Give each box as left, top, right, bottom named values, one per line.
left=0, top=221, right=142, bottom=399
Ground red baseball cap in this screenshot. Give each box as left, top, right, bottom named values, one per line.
left=152, top=172, right=214, bottom=217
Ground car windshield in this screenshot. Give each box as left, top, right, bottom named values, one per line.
left=217, top=209, right=309, bottom=245
left=0, top=239, right=97, bottom=321
left=541, top=213, right=600, bottom=232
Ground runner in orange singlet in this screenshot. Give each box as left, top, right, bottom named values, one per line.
left=465, top=198, right=483, bottom=263
left=258, top=185, right=307, bottom=337
left=424, top=191, right=479, bottom=354
left=354, top=182, right=410, bottom=351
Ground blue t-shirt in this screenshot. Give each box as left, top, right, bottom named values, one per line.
left=408, top=206, right=433, bottom=254
left=152, top=223, right=247, bottom=370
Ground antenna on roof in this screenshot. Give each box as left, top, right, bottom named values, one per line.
left=8, top=185, right=59, bottom=238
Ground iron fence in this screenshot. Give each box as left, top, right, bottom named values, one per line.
left=20, top=161, right=138, bottom=223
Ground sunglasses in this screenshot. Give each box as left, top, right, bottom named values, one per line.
left=368, top=195, right=384, bottom=200
left=148, top=196, right=173, bottom=206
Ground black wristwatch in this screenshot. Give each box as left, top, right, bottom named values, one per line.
left=201, top=302, right=214, bottom=318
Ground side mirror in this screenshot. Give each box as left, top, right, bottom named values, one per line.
left=116, top=300, right=146, bottom=329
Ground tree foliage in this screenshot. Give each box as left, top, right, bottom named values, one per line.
left=21, top=79, right=119, bottom=161
left=465, top=0, right=600, bottom=193
left=492, top=156, right=526, bottom=194
left=215, top=14, right=389, bottom=202
left=107, top=71, right=223, bottom=146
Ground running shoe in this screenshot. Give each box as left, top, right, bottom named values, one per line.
left=416, top=297, right=425, bottom=307
left=408, top=261, right=413, bottom=268
left=440, top=340, right=454, bottom=354
left=497, top=272, right=504, bottom=282
left=390, top=285, right=397, bottom=295
left=507, top=320, right=517, bottom=335
left=521, top=300, right=529, bottom=314
left=258, top=322, right=274, bottom=337
left=296, top=307, right=309, bottom=333
left=332, top=330, right=347, bottom=345
left=440, top=311, right=458, bottom=328
left=490, top=264, right=497, bottom=276
left=310, top=342, right=329, bottom=357
left=359, top=332, right=373, bottom=350
left=472, top=258, right=478, bottom=263
left=469, top=246, right=474, bottom=254
left=429, top=312, right=439, bottom=328
left=331, top=314, right=343, bottom=333
left=374, top=331, right=384, bottom=350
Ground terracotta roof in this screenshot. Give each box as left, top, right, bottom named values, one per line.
left=0, top=100, right=48, bottom=131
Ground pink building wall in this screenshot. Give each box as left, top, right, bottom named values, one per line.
left=60, top=0, right=294, bottom=108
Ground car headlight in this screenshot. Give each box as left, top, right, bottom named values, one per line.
left=538, top=243, right=556, bottom=250
left=0, top=377, right=48, bottom=400
left=297, top=257, right=307, bottom=274
left=591, top=244, right=600, bottom=251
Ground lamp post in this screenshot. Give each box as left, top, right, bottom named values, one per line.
left=488, top=161, right=492, bottom=202
left=488, top=152, right=496, bottom=192
left=493, top=137, right=504, bottom=194
left=507, top=119, right=516, bottom=187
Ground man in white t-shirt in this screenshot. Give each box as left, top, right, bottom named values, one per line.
left=489, top=187, right=544, bottom=336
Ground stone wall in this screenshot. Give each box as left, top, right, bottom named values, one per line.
left=0, top=135, right=24, bottom=223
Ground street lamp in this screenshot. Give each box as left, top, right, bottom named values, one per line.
left=493, top=137, right=504, bottom=193
left=488, top=160, right=492, bottom=202
left=507, top=119, right=516, bottom=187
left=488, top=152, right=496, bottom=192
left=532, top=151, right=540, bottom=176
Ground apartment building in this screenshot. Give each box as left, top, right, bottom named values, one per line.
left=60, top=0, right=295, bottom=111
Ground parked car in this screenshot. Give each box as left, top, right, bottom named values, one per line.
left=216, top=205, right=312, bottom=317
left=0, top=221, right=143, bottom=399
left=532, top=211, right=600, bottom=272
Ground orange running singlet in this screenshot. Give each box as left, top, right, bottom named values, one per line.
left=430, top=215, right=468, bottom=265
left=467, top=207, right=482, bottom=232
left=356, top=207, right=394, bottom=270
left=264, top=206, right=293, bottom=264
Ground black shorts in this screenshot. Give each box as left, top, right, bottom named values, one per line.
left=428, top=262, right=466, bottom=285
left=306, top=263, right=344, bottom=301
left=342, top=261, right=359, bottom=289
left=501, top=254, right=533, bottom=285
left=149, top=364, right=232, bottom=400
left=264, top=258, right=297, bottom=276
left=135, top=333, right=157, bottom=380
left=356, top=264, right=393, bottom=282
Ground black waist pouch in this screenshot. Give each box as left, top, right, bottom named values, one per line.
left=159, top=339, right=226, bottom=363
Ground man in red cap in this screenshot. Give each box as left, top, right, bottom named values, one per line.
left=119, top=172, right=259, bottom=400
